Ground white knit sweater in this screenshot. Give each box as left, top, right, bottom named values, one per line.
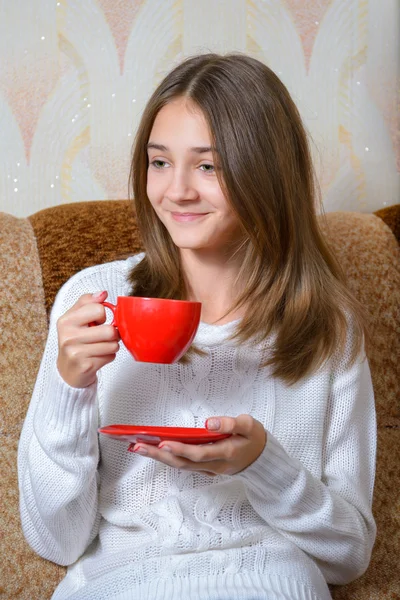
left=18, top=255, right=376, bottom=600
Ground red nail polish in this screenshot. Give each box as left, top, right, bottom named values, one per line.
left=134, top=446, right=148, bottom=456
left=159, top=445, right=172, bottom=452
left=92, top=291, right=107, bottom=300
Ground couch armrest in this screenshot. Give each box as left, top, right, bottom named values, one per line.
left=0, top=211, right=64, bottom=599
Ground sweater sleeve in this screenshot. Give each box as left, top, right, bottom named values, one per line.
left=236, top=349, right=377, bottom=586
left=18, top=275, right=102, bottom=566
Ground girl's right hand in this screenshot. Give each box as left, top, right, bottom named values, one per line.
left=56, top=291, right=120, bottom=388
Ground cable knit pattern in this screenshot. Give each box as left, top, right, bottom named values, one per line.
left=18, top=255, right=376, bottom=600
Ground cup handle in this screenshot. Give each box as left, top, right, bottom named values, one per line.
left=102, top=301, right=118, bottom=327
left=88, top=301, right=117, bottom=327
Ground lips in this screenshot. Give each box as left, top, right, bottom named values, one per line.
left=171, top=212, right=209, bottom=222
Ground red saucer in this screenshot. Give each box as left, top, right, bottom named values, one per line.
left=98, top=425, right=231, bottom=445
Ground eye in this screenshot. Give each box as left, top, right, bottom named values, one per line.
left=150, top=160, right=169, bottom=169
left=199, top=163, right=215, bottom=174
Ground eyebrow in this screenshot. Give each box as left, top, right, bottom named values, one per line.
left=146, top=142, right=216, bottom=154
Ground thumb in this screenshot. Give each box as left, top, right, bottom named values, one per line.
left=92, top=290, right=108, bottom=302
left=206, top=415, right=256, bottom=437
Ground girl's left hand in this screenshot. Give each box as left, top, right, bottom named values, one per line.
left=132, top=414, right=267, bottom=476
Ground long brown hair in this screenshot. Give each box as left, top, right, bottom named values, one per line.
left=128, top=53, right=365, bottom=384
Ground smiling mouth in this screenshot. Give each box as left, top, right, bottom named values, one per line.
left=171, top=212, right=209, bottom=222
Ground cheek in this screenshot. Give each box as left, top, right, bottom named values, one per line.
left=217, top=207, right=242, bottom=237
left=146, top=173, right=162, bottom=205
left=209, top=186, right=232, bottom=213
left=213, top=195, right=238, bottom=225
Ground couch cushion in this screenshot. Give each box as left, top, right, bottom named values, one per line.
left=28, top=199, right=143, bottom=318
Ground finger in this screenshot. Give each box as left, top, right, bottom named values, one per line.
left=64, top=341, right=120, bottom=360
left=69, top=291, right=108, bottom=312
left=157, top=438, right=238, bottom=463
left=206, top=414, right=255, bottom=438
left=86, top=341, right=120, bottom=357
left=60, top=291, right=108, bottom=321
left=80, top=291, right=108, bottom=306
left=88, top=325, right=120, bottom=343
left=59, top=302, right=108, bottom=329
left=133, top=443, right=193, bottom=470
left=63, top=324, right=120, bottom=345
left=230, top=414, right=256, bottom=436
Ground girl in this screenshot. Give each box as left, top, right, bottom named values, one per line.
left=18, top=54, right=376, bottom=600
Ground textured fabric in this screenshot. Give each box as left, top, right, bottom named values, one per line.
left=319, top=212, right=400, bottom=425
left=18, top=255, right=376, bottom=600
left=2, top=202, right=399, bottom=600
left=375, top=204, right=400, bottom=244
left=330, top=428, right=400, bottom=599
left=0, top=212, right=64, bottom=598
left=28, top=200, right=143, bottom=319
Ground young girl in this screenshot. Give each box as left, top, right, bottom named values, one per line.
left=18, top=54, right=376, bottom=600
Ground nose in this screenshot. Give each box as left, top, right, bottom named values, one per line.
left=165, top=167, right=199, bottom=203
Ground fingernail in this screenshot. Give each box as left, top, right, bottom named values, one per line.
left=133, top=446, right=147, bottom=455
left=92, top=291, right=106, bottom=300
left=159, top=445, right=172, bottom=452
left=206, top=418, right=221, bottom=431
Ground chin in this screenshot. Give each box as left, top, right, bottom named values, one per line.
left=171, top=240, right=205, bottom=250
left=167, top=232, right=205, bottom=249
left=168, top=230, right=231, bottom=252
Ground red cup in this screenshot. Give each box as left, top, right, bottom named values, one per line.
left=102, top=296, right=201, bottom=364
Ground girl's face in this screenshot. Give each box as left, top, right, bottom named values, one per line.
left=146, top=98, right=241, bottom=255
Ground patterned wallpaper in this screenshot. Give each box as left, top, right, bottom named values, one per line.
left=0, top=0, right=399, bottom=217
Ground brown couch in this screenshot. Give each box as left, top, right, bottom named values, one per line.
left=0, top=200, right=399, bottom=599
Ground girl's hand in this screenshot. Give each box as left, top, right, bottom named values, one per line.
left=132, top=414, right=267, bottom=476
left=56, top=291, right=120, bottom=388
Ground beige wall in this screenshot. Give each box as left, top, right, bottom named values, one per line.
left=0, top=0, right=398, bottom=217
